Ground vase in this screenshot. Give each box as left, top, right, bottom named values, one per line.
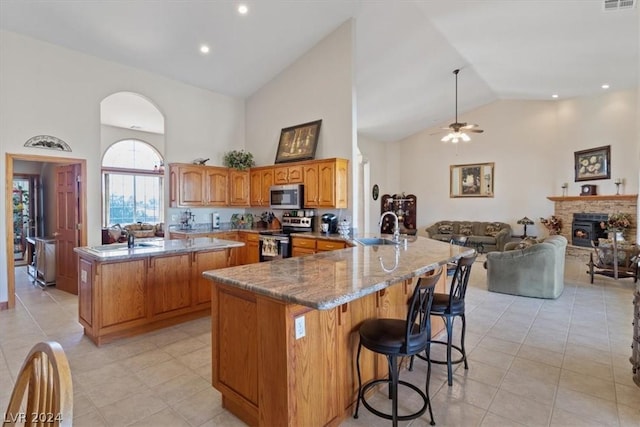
left=615, top=231, right=624, bottom=242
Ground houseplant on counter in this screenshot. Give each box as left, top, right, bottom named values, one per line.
left=223, top=149, right=255, bottom=170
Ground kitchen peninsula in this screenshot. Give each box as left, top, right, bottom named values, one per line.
left=203, top=236, right=473, bottom=426
left=74, top=237, right=244, bottom=345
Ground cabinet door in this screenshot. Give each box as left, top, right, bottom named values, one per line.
left=98, top=259, right=147, bottom=327
left=273, top=166, right=289, bottom=185
left=302, top=164, right=320, bottom=207
left=286, top=165, right=304, bottom=183
left=216, top=231, right=239, bottom=266
left=250, top=168, right=274, bottom=206
left=178, top=166, right=206, bottom=206
left=292, top=247, right=316, bottom=257
left=193, top=250, right=229, bottom=306
left=317, top=161, right=336, bottom=207
left=150, top=254, right=192, bottom=315
left=244, top=233, right=260, bottom=264
left=229, top=170, right=250, bottom=206
left=205, top=167, right=229, bottom=206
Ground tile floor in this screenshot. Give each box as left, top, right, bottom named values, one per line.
left=1, top=260, right=639, bottom=426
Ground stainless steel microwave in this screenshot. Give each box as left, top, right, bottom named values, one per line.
left=269, top=184, right=304, bottom=209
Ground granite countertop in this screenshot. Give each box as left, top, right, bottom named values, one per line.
left=74, top=237, right=245, bottom=261
left=203, top=236, right=474, bottom=310
left=169, top=227, right=263, bottom=235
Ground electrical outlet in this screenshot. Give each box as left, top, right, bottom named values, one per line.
left=171, top=214, right=178, bottom=222
left=295, top=316, right=305, bottom=339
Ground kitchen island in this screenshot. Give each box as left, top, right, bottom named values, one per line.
left=74, top=237, right=244, bottom=345
left=203, top=236, right=473, bottom=426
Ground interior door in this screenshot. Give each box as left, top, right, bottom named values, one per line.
left=55, top=164, right=80, bottom=294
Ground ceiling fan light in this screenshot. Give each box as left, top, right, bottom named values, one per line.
left=461, top=133, right=471, bottom=142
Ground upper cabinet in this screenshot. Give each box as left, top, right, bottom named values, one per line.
left=250, top=166, right=274, bottom=207
left=170, top=157, right=348, bottom=209
left=273, top=164, right=303, bottom=185
left=303, top=158, right=348, bottom=208
left=169, top=163, right=228, bottom=207
left=228, top=169, right=250, bottom=206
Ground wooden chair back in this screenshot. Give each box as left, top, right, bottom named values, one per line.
left=3, top=341, right=72, bottom=427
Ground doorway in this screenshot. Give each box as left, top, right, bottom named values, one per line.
left=5, top=153, right=87, bottom=309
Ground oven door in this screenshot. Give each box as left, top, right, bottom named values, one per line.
left=259, top=235, right=291, bottom=262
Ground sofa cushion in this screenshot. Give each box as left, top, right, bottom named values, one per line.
left=437, top=222, right=454, bottom=234
left=485, top=222, right=503, bottom=237
left=515, top=237, right=539, bottom=250
left=459, top=222, right=473, bottom=236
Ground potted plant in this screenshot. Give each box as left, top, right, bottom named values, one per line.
left=223, top=149, right=255, bottom=170
left=600, top=212, right=632, bottom=241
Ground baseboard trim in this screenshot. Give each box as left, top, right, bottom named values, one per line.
left=0, top=301, right=8, bottom=311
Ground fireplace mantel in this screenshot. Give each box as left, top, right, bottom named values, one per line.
left=548, top=194, right=637, bottom=202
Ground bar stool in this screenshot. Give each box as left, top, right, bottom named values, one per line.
left=353, top=267, right=442, bottom=427
left=412, top=254, right=476, bottom=386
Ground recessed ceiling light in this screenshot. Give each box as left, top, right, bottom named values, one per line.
left=601, top=84, right=610, bottom=89
left=200, top=44, right=210, bottom=54
left=238, top=4, right=248, bottom=14
left=552, top=94, right=559, bottom=98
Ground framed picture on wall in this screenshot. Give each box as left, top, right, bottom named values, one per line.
left=574, top=145, right=610, bottom=182
left=450, top=162, right=494, bottom=198
left=274, top=120, right=322, bottom=164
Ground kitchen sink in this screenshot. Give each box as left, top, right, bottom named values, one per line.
left=88, top=242, right=161, bottom=252
left=353, top=237, right=399, bottom=246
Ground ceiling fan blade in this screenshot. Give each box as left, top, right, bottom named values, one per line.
left=469, top=129, right=484, bottom=133
left=461, top=123, right=479, bottom=129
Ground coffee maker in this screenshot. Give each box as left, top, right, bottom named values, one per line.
left=320, top=213, right=338, bottom=234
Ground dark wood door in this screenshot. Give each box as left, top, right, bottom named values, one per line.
left=55, top=164, right=80, bottom=294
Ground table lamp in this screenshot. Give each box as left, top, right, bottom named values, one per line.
left=517, top=216, right=534, bottom=238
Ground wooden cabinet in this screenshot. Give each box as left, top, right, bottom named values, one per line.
left=77, top=248, right=235, bottom=345
left=316, top=239, right=346, bottom=252
left=228, top=169, right=250, bottom=206
left=150, top=254, right=192, bottom=315
left=169, top=163, right=228, bottom=207
left=273, top=164, right=303, bottom=185
left=242, top=232, right=260, bottom=265
left=291, top=236, right=346, bottom=257
left=249, top=166, right=274, bottom=206
left=303, top=159, right=348, bottom=208
left=205, top=167, right=229, bottom=206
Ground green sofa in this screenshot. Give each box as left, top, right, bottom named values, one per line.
left=425, top=221, right=512, bottom=252
left=485, top=235, right=567, bottom=299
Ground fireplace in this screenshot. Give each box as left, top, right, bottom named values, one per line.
left=572, top=213, right=608, bottom=247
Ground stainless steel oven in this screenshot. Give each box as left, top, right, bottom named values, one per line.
left=258, top=232, right=291, bottom=262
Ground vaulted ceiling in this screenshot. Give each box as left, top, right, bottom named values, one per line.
left=1, top=1, right=637, bottom=142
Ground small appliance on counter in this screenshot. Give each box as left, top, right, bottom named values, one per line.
left=320, top=213, right=338, bottom=234
left=258, top=212, right=314, bottom=262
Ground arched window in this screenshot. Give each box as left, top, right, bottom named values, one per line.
left=102, top=139, right=164, bottom=226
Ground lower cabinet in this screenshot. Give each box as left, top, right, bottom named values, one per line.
left=291, top=237, right=347, bottom=257
left=242, top=232, right=260, bottom=265
left=77, top=249, right=233, bottom=346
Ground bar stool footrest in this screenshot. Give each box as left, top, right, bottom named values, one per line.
left=417, top=340, right=466, bottom=366
left=358, top=378, right=430, bottom=423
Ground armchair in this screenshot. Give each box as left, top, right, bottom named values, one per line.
left=485, top=235, right=567, bottom=299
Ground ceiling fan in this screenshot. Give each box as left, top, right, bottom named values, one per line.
left=440, top=68, right=484, bottom=143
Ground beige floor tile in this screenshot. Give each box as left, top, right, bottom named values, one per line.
left=152, top=372, right=211, bottom=405
left=549, top=407, right=608, bottom=427
left=73, top=409, right=108, bottom=427
left=120, top=348, right=174, bottom=371
left=162, top=337, right=207, bottom=357
left=488, top=389, right=553, bottom=427
left=558, top=369, right=616, bottom=402
left=469, top=346, right=515, bottom=370
left=438, top=375, right=498, bottom=410
left=500, top=371, right=558, bottom=405
left=129, top=407, right=191, bottom=427
left=480, top=411, right=527, bottom=427
left=98, top=391, right=167, bottom=426
left=508, top=357, right=561, bottom=385
left=476, top=336, right=521, bottom=356
left=170, top=387, right=224, bottom=427
left=419, top=392, right=486, bottom=427
left=615, top=382, right=640, bottom=407
left=454, top=359, right=507, bottom=388
left=561, top=354, right=614, bottom=382
left=135, top=359, right=191, bottom=387
left=177, top=346, right=211, bottom=370
left=517, top=344, right=564, bottom=368
left=553, top=387, right=619, bottom=425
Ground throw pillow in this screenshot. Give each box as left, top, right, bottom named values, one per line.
left=515, top=237, right=538, bottom=250
left=459, top=223, right=473, bottom=236
left=437, top=222, right=454, bottom=234
left=485, top=222, right=503, bottom=237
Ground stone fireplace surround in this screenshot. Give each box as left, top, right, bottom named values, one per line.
left=548, top=194, right=637, bottom=262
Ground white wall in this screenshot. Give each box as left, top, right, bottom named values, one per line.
left=101, top=125, right=165, bottom=156
left=0, top=30, right=246, bottom=302
left=245, top=20, right=355, bottom=224
left=388, top=90, right=637, bottom=238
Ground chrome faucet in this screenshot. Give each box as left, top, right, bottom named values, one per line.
left=379, top=212, right=400, bottom=243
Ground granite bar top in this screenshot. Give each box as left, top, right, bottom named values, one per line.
left=169, top=227, right=263, bottom=236
left=203, top=236, right=474, bottom=310
left=74, top=237, right=244, bottom=262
